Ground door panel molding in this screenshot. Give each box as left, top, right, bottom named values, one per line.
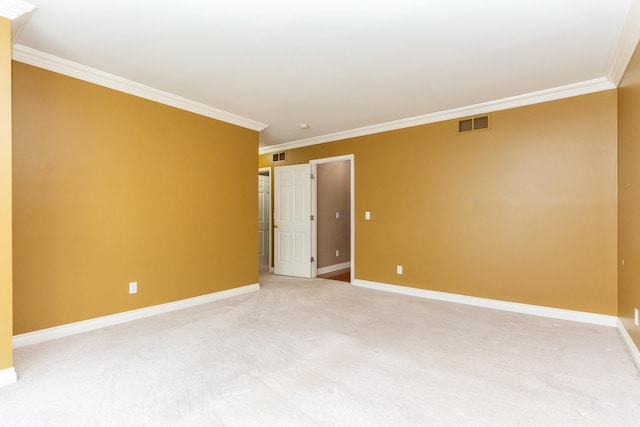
left=274, top=164, right=312, bottom=278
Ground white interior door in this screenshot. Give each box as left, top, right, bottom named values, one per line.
left=274, top=164, right=312, bottom=278
left=258, top=174, right=270, bottom=268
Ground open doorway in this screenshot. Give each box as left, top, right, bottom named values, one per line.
left=311, top=155, right=354, bottom=283
left=258, top=167, right=271, bottom=273
left=272, top=155, right=354, bottom=282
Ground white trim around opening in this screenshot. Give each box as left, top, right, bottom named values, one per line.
left=310, top=154, right=355, bottom=283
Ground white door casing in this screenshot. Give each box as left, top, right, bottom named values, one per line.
left=311, top=154, right=355, bottom=281
left=274, top=164, right=312, bottom=278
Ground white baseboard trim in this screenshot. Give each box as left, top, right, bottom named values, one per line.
left=353, top=279, right=617, bottom=327
left=0, top=367, right=17, bottom=387
left=13, top=283, right=260, bottom=348
left=617, top=320, right=640, bottom=372
left=317, top=262, right=351, bottom=276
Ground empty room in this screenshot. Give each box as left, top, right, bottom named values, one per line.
left=1, top=0, right=640, bottom=425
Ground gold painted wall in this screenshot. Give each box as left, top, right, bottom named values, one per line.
left=0, top=18, right=13, bottom=371
left=618, top=43, right=640, bottom=348
left=12, top=62, right=259, bottom=334
left=261, top=91, right=618, bottom=314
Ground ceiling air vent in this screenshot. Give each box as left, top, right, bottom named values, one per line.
left=272, top=152, right=287, bottom=163
left=458, top=114, right=490, bottom=133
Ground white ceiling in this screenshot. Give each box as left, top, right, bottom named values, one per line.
left=3, top=0, right=638, bottom=149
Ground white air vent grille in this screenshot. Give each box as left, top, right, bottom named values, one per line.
left=272, top=152, right=287, bottom=163
left=458, top=114, right=490, bottom=133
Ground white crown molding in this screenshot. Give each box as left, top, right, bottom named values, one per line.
left=12, top=44, right=269, bottom=132
left=0, top=367, right=17, bottom=387
left=13, top=283, right=260, bottom=348
left=353, top=279, right=618, bottom=327
left=259, top=77, right=615, bottom=155
left=607, top=0, right=640, bottom=86
left=0, top=0, right=34, bottom=20
left=0, top=0, right=35, bottom=42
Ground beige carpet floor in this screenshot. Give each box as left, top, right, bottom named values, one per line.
left=1, top=273, right=639, bottom=426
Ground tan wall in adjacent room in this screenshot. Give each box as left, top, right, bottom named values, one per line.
left=260, top=90, right=618, bottom=315
left=12, top=62, right=259, bottom=334
left=317, top=160, right=351, bottom=268
left=618, top=43, right=640, bottom=348
left=0, top=18, right=13, bottom=371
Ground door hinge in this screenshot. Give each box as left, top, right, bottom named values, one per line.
left=311, top=214, right=315, bottom=221
left=311, top=256, right=315, bottom=263
left=311, top=173, right=315, bottom=179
